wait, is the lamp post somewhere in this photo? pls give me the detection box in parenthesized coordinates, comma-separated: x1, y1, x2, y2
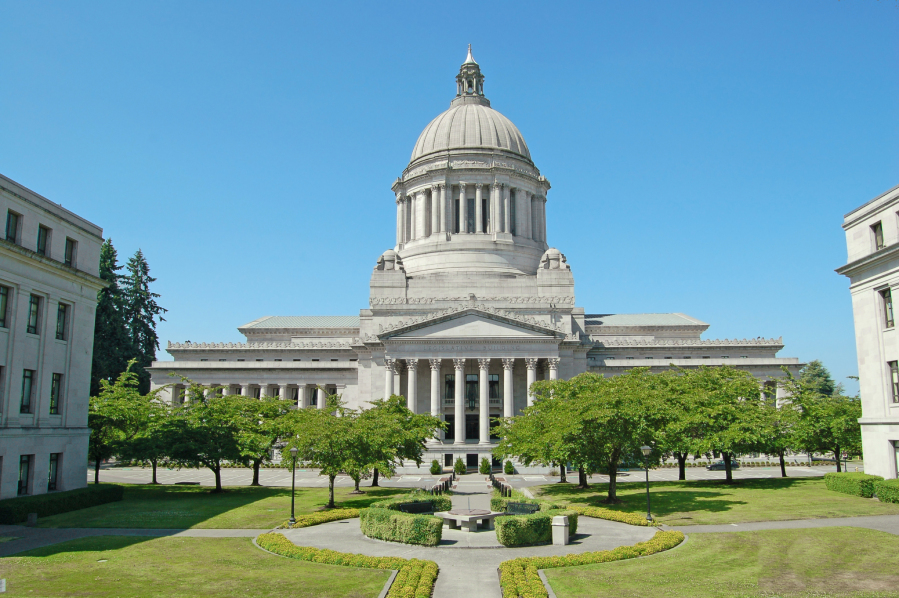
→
(289, 447, 298, 526)
(640, 445, 653, 523)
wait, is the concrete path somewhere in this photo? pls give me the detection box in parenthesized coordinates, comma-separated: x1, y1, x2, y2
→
(665, 514, 899, 536)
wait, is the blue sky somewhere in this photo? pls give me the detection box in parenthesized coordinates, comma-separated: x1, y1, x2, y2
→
(1, 1, 896, 393)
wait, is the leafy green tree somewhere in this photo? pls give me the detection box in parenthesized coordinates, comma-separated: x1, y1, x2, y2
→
(233, 394, 290, 486)
(162, 381, 244, 492)
(654, 371, 703, 481)
(454, 457, 466, 476)
(90, 239, 131, 396)
(123, 249, 166, 394)
(755, 389, 800, 478)
(799, 360, 837, 397)
(479, 457, 491, 475)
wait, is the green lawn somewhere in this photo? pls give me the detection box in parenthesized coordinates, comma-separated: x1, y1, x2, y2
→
(0, 536, 388, 597)
(37, 484, 406, 529)
(544, 527, 899, 598)
(533, 477, 899, 525)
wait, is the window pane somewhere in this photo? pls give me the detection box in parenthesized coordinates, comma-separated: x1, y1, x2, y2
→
(48, 454, 59, 491)
(21, 370, 34, 413)
(18, 455, 30, 495)
(6, 211, 18, 242)
(64, 238, 76, 267)
(50, 373, 63, 414)
(27, 295, 40, 334)
(0, 286, 8, 328)
(891, 362, 899, 403)
(56, 303, 67, 340)
(37, 226, 48, 255)
(444, 374, 455, 400)
(884, 290, 894, 328)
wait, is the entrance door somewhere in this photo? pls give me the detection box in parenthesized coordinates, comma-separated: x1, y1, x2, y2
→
(466, 454, 478, 468)
(465, 414, 479, 441)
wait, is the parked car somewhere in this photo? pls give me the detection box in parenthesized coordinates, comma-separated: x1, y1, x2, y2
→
(706, 460, 740, 471)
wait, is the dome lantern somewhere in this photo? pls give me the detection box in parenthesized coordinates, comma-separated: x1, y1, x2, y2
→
(454, 45, 488, 107)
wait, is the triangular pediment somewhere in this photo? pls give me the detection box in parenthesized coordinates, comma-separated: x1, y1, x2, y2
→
(377, 306, 565, 340)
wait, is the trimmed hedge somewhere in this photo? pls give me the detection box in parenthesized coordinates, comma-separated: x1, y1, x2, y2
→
(491, 496, 562, 512)
(495, 509, 578, 547)
(360, 507, 443, 546)
(0, 484, 124, 524)
(277, 508, 360, 529)
(256, 532, 437, 598)
(566, 504, 651, 527)
(498, 530, 685, 598)
(371, 492, 452, 513)
(874, 479, 899, 504)
(823, 472, 883, 498)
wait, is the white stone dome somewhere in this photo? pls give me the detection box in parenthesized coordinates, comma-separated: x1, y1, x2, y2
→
(410, 102, 531, 163)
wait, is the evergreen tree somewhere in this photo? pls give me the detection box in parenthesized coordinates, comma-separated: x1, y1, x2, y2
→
(123, 249, 166, 394)
(90, 239, 131, 396)
(799, 360, 837, 397)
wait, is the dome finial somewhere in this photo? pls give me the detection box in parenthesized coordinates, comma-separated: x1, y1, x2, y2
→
(463, 44, 477, 66)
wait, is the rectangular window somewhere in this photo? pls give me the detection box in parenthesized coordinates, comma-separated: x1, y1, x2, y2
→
(890, 361, 899, 403)
(481, 197, 490, 232)
(444, 414, 455, 441)
(5, 210, 20, 243)
(0, 285, 8, 328)
(453, 198, 460, 233)
(64, 237, 77, 267)
(50, 373, 63, 414)
(465, 374, 478, 407)
(872, 222, 885, 250)
(465, 413, 479, 441)
(21, 369, 35, 413)
(27, 294, 41, 334)
(466, 197, 475, 233)
(48, 453, 60, 491)
(18, 455, 31, 496)
(488, 374, 500, 399)
(883, 288, 895, 328)
(444, 374, 455, 400)
(56, 303, 68, 340)
(510, 193, 517, 235)
(37, 225, 50, 256)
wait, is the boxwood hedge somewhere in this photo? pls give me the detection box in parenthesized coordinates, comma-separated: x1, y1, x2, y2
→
(0, 484, 124, 524)
(256, 532, 437, 598)
(823, 472, 883, 498)
(494, 509, 578, 547)
(874, 479, 899, 504)
(360, 507, 444, 546)
(370, 492, 452, 512)
(276, 508, 360, 529)
(490, 496, 562, 512)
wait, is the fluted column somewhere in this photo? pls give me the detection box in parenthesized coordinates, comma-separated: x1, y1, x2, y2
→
(410, 193, 417, 240)
(430, 186, 439, 236)
(490, 183, 500, 233)
(221, 384, 230, 396)
(439, 184, 447, 233)
(317, 387, 326, 410)
(548, 358, 560, 380)
(279, 384, 289, 402)
(241, 383, 250, 397)
(429, 359, 441, 442)
(475, 184, 483, 233)
(384, 358, 395, 399)
(540, 196, 547, 242)
(459, 183, 467, 233)
(453, 358, 465, 444)
(406, 359, 418, 413)
(530, 194, 539, 242)
(259, 384, 268, 398)
(525, 358, 538, 407)
(503, 186, 511, 234)
(420, 191, 430, 238)
(478, 358, 491, 445)
(396, 194, 403, 245)
(502, 358, 515, 418)
(521, 190, 531, 239)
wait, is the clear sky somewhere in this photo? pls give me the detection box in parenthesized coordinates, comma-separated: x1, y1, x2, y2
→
(2, 1, 896, 393)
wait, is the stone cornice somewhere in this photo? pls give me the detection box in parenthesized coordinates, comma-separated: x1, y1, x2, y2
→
(374, 304, 566, 341)
(0, 177, 104, 240)
(238, 327, 359, 336)
(836, 243, 899, 278)
(595, 337, 783, 348)
(371, 296, 574, 306)
(168, 340, 355, 350)
(0, 238, 107, 290)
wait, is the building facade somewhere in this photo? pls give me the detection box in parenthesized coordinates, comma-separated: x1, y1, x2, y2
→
(150, 49, 801, 472)
(0, 174, 105, 498)
(837, 184, 899, 479)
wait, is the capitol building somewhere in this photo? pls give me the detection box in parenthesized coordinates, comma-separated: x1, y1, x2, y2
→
(150, 48, 801, 471)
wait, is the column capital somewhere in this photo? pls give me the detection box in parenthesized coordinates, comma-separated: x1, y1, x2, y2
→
(406, 358, 419, 370)
(459, 182, 467, 190)
(493, 182, 502, 190)
(478, 358, 491, 369)
(502, 358, 515, 370)
(525, 358, 539, 370)
(395, 193, 403, 204)
(438, 182, 446, 190)
(431, 184, 439, 193)
(453, 357, 466, 370)
(548, 358, 560, 370)
(429, 358, 441, 371)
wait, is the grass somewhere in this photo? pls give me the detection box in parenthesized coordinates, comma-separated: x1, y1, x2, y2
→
(533, 477, 899, 525)
(544, 527, 899, 598)
(36, 484, 406, 529)
(0, 536, 388, 597)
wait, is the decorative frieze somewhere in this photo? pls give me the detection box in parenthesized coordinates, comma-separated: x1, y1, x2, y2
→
(595, 337, 784, 347)
(168, 341, 353, 350)
(376, 303, 565, 336)
(370, 295, 575, 306)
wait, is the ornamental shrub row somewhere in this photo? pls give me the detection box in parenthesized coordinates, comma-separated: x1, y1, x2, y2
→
(823, 472, 883, 498)
(256, 532, 437, 598)
(0, 484, 124, 524)
(565, 504, 651, 527)
(276, 508, 360, 529)
(360, 507, 444, 546)
(494, 510, 578, 547)
(490, 496, 562, 512)
(371, 491, 452, 513)
(874, 479, 899, 504)
(498, 530, 685, 598)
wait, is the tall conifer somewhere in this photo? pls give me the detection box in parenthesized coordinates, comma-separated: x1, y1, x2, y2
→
(123, 249, 167, 393)
(90, 239, 131, 396)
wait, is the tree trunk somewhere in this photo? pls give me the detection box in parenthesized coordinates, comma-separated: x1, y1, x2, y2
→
(353, 476, 364, 493)
(251, 459, 262, 486)
(778, 451, 787, 478)
(151, 459, 159, 484)
(213, 466, 222, 492)
(723, 452, 733, 483)
(676, 452, 687, 481)
(94, 458, 101, 484)
(834, 447, 842, 472)
(371, 468, 380, 487)
(606, 465, 619, 503)
(560, 464, 567, 483)
(577, 466, 588, 489)
(328, 474, 336, 508)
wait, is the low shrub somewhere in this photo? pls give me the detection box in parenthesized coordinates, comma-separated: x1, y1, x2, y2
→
(0, 484, 124, 524)
(494, 509, 578, 547)
(360, 507, 443, 546)
(504, 460, 515, 475)
(256, 532, 437, 598)
(479, 457, 492, 475)
(565, 504, 651, 527)
(490, 496, 562, 512)
(498, 530, 685, 598)
(429, 459, 442, 475)
(371, 490, 452, 513)
(277, 508, 359, 529)
(454, 457, 466, 476)
(874, 479, 899, 504)
(824, 472, 883, 498)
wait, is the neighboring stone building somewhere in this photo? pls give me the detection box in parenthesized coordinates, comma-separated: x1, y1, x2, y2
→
(837, 183, 899, 479)
(0, 173, 105, 498)
(150, 48, 801, 472)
